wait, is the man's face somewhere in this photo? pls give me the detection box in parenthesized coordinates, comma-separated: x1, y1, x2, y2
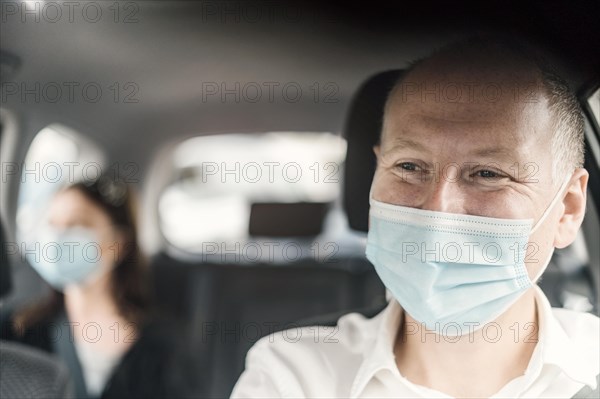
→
(371, 67, 563, 278)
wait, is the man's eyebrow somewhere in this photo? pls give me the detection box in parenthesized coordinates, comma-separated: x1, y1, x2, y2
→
(469, 146, 517, 159)
(388, 133, 521, 157)
(388, 137, 430, 152)
(388, 138, 520, 160)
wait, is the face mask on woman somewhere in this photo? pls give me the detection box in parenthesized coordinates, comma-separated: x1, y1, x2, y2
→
(27, 225, 105, 290)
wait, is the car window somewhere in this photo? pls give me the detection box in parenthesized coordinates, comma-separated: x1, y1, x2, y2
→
(16, 124, 104, 241)
(158, 132, 346, 254)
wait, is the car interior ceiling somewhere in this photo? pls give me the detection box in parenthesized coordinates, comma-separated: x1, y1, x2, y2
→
(1, 1, 600, 398)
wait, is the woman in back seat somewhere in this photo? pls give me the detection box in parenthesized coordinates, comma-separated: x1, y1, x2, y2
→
(1, 175, 196, 399)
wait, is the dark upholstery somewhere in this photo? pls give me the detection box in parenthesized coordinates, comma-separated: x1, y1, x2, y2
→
(0, 341, 73, 399)
(0, 219, 73, 399)
(0, 220, 12, 298)
(343, 70, 403, 232)
(149, 254, 386, 398)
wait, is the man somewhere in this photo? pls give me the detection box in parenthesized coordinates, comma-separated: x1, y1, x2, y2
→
(231, 37, 600, 398)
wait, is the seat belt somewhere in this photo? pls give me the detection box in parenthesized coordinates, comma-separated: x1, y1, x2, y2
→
(571, 375, 600, 398)
(52, 313, 90, 399)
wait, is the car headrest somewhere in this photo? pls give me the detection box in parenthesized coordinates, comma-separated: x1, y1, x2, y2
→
(0, 219, 12, 298)
(343, 70, 403, 232)
(248, 202, 329, 237)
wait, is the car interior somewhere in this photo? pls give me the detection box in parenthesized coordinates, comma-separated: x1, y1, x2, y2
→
(1, 1, 599, 398)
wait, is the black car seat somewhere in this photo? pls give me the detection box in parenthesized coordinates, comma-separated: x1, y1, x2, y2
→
(0, 219, 73, 399)
(150, 201, 385, 397)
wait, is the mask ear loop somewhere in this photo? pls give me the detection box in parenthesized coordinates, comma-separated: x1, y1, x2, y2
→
(530, 174, 573, 235)
(530, 173, 573, 282)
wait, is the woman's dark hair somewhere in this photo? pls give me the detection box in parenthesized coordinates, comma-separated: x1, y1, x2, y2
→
(13, 175, 150, 333)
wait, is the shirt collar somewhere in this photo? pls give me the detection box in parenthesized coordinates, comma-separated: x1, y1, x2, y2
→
(349, 299, 402, 398)
(350, 287, 598, 398)
(533, 285, 599, 388)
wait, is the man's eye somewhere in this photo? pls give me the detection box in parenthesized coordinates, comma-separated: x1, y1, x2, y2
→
(397, 162, 419, 171)
(476, 170, 501, 179)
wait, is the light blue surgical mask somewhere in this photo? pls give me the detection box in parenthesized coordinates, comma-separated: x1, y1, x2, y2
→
(366, 178, 570, 336)
(26, 226, 103, 290)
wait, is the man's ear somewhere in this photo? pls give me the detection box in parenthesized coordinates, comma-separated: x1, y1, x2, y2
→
(554, 168, 589, 248)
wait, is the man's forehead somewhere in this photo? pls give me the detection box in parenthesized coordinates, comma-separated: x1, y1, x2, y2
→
(386, 97, 546, 132)
(383, 70, 551, 142)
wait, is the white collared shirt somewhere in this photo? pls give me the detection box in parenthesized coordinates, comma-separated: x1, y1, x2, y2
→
(231, 286, 599, 398)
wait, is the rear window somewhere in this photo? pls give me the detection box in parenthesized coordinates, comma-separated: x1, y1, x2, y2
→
(16, 124, 105, 241)
(158, 132, 347, 254)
